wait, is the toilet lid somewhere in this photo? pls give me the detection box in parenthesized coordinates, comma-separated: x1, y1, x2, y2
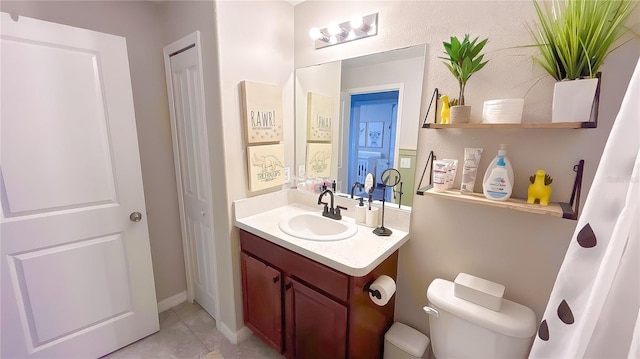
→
(427, 278, 536, 338)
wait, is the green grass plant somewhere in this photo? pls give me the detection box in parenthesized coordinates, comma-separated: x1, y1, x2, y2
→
(440, 34, 489, 105)
(530, 0, 637, 81)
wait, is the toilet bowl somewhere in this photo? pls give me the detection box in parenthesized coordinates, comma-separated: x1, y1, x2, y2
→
(424, 278, 537, 358)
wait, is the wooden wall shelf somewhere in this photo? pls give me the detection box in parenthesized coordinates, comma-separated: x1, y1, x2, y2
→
(422, 122, 596, 129)
(418, 186, 576, 219)
(416, 160, 584, 221)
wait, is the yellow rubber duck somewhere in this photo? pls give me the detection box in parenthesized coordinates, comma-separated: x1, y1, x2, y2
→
(440, 95, 450, 124)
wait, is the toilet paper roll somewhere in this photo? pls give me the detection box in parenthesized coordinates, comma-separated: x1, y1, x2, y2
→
(365, 207, 379, 228)
(368, 275, 396, 306)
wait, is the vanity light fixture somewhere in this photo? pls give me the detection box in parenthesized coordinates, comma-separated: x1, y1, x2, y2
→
(309, 13, 378, 49)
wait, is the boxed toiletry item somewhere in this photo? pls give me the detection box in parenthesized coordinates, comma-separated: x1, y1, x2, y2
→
(454, 273, 505, 311)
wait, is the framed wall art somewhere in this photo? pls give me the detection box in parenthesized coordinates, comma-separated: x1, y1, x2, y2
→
(367, 121, 383, 148)
(241, 81, 283, 144)
(247, 143, 285, 191)
(306, 142, 332, 178)
(307, 92, 333, 142)
(358, 122, 367, 147)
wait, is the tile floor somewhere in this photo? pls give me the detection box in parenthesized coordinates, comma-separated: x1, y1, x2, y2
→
(103, 301, 283, 359)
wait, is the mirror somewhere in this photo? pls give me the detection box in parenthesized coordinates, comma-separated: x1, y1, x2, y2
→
(373, 168, 402, 236)
(294, 44, 427, 210)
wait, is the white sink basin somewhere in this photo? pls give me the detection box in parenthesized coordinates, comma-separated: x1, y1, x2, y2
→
(278, 212, 358, 241)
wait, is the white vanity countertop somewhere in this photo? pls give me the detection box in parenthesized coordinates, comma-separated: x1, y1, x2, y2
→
(235, 202, 409, 277)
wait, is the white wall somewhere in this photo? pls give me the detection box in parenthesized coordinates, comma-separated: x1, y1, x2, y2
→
(295, 0, 640, 337)
(160, 0, 233, 326)
(0, 1, 188, 303)
(214, 0, 294, 332)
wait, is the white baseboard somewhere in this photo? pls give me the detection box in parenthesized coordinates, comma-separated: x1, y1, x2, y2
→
(217, 321, 253, 344)
(157, 290, 187, 313)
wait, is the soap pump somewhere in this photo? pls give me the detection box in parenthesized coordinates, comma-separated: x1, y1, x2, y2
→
(483, 155, 513, 201)
(355, 197, 366, 224)
(483, 144, 514, 185)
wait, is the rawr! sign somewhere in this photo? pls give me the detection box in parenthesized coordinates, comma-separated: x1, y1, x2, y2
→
(241, 81, 283, 144)
(307, 92, 333, 142)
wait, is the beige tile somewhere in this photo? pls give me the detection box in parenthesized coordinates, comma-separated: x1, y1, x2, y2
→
(172, 300, 203, 320)
(218, 335, 283, 359)
(159, 308, 181, 329)
(103, 300, 281, 359)
(182, 309, 227, 351)
(104, 320, 208, 359)
(200, 349, 224, 359)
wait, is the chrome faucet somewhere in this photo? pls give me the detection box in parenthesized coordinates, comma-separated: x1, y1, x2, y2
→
(318, 189, 346, 220)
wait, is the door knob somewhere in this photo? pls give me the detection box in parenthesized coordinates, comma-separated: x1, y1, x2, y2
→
(129, 212, 143, 222)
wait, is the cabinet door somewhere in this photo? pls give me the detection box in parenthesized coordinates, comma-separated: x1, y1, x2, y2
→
(285, 277, 347, 359)
(241, 253, 283, 352)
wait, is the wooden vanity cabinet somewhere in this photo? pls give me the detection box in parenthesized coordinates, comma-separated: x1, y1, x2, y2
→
(240, 229, 398, 359)
(285, 277, 347, 359)
(241, 253, 283, 352)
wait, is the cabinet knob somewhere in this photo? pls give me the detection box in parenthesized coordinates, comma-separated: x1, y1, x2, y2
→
(273, 275, 279, 283)
(285, 282, 292, 291)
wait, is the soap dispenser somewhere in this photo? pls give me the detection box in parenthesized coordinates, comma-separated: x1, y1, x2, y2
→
(483, 155, 512, 201)
(363, 173, 379, 227)
(483, 144, 514, 185)
(355, 197, 366, 224)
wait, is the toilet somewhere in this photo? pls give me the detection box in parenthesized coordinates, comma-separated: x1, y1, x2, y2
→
(424, 278, 537, 358)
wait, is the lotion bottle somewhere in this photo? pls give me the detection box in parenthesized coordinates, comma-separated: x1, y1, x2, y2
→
(483, 155, 512, 201)
(483, 144, 514, 186)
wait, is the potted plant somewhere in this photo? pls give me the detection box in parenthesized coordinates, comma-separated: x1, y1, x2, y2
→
(529, 0, 637, 123)
(440, 34, 489, 123)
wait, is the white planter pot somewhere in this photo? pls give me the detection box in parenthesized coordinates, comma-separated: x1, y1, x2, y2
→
(450, 105, 471, 124)
(552, 78, 599, 123)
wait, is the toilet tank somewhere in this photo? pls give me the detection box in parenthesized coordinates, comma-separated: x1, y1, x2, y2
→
(426, 279, 536, 359)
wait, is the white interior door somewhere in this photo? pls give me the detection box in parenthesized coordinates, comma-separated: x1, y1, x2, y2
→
(1, 13, 158, 358)
(163, 32, 218, 319)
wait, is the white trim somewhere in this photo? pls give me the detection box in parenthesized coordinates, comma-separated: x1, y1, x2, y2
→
(216, 322, 253, 345)
(157, 291, 187, 313)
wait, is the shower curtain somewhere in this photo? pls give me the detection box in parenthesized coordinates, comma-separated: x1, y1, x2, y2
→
(529, 58, 640, 358)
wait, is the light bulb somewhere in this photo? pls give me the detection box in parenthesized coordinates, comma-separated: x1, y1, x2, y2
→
(329, 35, 338, 44)
(328, 22, 342, 36)
(347, 30, 356, 40)
(350, 16, 364, 29)
(309, 27, 322, 40)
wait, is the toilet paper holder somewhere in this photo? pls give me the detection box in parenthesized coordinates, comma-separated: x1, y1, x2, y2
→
(365, 282, 382, 300)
